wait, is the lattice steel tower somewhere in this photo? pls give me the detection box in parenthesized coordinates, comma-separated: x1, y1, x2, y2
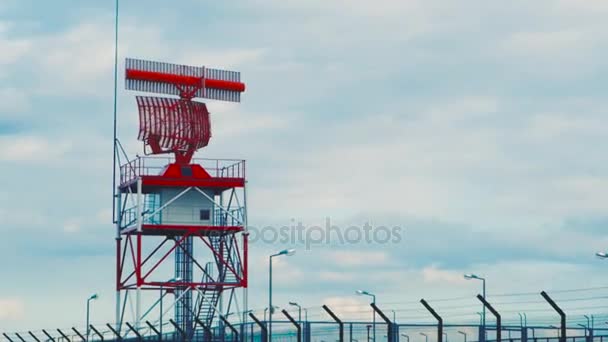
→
(115, 58, 248, 338)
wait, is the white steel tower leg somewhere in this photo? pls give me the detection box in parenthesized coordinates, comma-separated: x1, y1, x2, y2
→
(218, 191, 224, 335)
(136, 177, 143, 330)
(116, 191, 122, 331)
(243, 181, 249, 329)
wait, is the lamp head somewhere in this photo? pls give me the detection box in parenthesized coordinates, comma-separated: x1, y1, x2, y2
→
(275, 249, 296, 256)
(596, 252, 608, 258)
(89, 293, 98, 300)
(463, 274, 478, 280)
(289, 302, 299, 307)
(356, 290, 370, 296)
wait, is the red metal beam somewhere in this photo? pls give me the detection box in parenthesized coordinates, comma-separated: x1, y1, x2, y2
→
(126, 69, 246, 92)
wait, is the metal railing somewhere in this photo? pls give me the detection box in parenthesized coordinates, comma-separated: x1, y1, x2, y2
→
(2, 322, 595, 342)
(120, 156, 246, 185)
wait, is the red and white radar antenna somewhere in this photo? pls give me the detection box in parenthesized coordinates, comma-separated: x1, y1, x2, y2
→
(125, 58, 246, 164)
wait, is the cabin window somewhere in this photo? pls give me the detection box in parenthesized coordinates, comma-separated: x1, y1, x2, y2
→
(199, 209, 211, 221)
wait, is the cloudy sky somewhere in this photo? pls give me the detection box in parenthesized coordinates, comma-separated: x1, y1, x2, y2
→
(1, 0, 608, 334)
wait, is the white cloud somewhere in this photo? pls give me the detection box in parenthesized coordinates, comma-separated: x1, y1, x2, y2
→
(210, 102, 291, 139)
(0, 298, 25, 320)
(0, 135, 71, 162)
(0, 87, 30, 114)
(62, 219, 81, 233)
(0, 22, 31, 67)
(323, 251, 389, 267)
(422, 266, 467, 285)
(318, 271, 356, 282)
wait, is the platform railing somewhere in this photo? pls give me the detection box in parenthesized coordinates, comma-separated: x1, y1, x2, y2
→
(119, 156, 246, 185)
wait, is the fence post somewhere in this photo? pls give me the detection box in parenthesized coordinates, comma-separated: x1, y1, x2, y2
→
(195, 318, 214, 342)
(249, 312, 268, 342)
(70, 328, 85, 341)
(221, 316, 239, 342)
(323, 305, 344, 342)
(282, 309, 302, 342)
(90, 325, 105, 341)
(42, 330, 55, 342)
(56, 330, 71, 341)
(372, 303, 396, 342)
(541, 291, 566, 342)
(125, 322, 142, 341)
(27, 332, 41, 342)
(106, 323, 123, 341)
(169, 319, 186, 341)
(420, 299, 443, 342)
(146, 321, 161, 340)
(477, 295, 501, 342)
(304, 321, 311, 342)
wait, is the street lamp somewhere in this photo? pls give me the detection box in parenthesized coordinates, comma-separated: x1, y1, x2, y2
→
(584, 315, 594, 330)
(356, 290, 376, 342)
(289, 302, 302, 323)
(464, 274, 486, 332)
(159, 277, 180, 337)
(458, 331, 467, 342)
(269, 249, 295, 341)
(86, 293, 98, 341)
(577, 324, 588, 337)
(420, 332, 428, 342)
(401, 334, 410, 342)
(264, 306, 279, 321)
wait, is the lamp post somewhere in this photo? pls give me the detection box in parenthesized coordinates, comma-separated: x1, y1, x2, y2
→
(584, 315, 594, 331)
(392, 310, 396, 323)
(159, 277, 180, 337)
(578, 324, 588, 337)
(443, 332, 448, 342)
(420, 332, 428, 342)
(265, 306, 279, 321)
(458, 331, 467, 342)
(357, 290, 376, 342)
(269, 249, 295, 341)
(86, 293, 98, 341)
(464, 274, 486, 332)
(289, 301, 302, 323)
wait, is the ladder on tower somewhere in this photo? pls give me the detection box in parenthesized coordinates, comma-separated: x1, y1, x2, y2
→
(194, 234, 240, 328)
